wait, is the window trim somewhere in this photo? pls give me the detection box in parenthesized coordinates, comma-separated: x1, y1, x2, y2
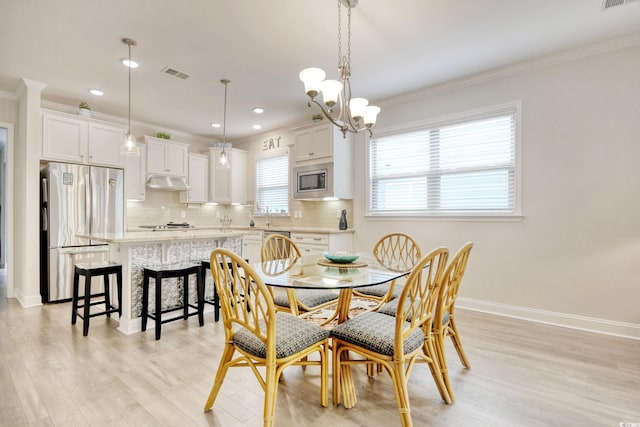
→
(365, 101, 522, 219)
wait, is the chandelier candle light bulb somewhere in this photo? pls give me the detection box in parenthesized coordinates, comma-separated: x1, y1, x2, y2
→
(299, 0, 380, 137)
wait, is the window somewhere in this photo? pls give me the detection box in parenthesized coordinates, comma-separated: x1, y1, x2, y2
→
(255, 153, 289, 215)
(368, 105, 519, 216)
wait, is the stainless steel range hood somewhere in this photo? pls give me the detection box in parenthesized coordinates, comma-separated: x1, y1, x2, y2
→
(145, 175, 190, 191)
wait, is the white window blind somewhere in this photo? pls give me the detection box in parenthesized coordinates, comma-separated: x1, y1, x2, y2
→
(255, 154, 289, 215)
(369, 109, 517, 216)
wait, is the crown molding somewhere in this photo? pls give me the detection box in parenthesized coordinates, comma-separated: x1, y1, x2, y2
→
(382, 32, 640, 108)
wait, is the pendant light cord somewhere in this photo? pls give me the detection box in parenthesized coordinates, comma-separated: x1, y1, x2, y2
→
(128, 42, 132, 134)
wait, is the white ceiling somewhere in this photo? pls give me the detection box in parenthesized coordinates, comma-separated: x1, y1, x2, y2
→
(1, 0, 640, 140)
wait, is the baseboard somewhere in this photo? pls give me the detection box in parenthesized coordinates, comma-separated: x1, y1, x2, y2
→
(457, 297, 640, 341)
(15, 290, 43, 308)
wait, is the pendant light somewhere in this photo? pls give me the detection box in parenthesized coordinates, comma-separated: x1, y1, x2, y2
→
(120, 38, 140, 157)
(216, 79, 231, 170)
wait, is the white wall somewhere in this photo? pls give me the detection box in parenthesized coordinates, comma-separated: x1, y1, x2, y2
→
(351, 40, 640, 333)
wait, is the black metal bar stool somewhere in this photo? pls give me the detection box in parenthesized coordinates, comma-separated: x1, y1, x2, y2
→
(201, 258, 249, 322)
(141, 262, 204, 340)
(72, 262, 123, 336)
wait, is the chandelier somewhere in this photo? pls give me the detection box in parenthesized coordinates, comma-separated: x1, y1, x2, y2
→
(299, 0, 380, 138)
(120, 37, 140, 157)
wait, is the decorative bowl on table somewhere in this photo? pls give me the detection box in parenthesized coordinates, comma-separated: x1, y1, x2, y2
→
(322, 251, 360, 264)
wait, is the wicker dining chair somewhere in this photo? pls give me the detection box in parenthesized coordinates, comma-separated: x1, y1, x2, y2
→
(261, 233, 338, 316)
(203, 248, 330, 427)
(354, 232, 422, 303)
(433, 241, 474, 399)
(331, 247, 451, 427)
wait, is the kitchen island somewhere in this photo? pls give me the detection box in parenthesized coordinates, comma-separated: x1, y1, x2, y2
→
(83, 230, 245, 334)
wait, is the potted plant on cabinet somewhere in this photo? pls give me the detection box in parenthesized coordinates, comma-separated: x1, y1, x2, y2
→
(79, 102, 91, 118)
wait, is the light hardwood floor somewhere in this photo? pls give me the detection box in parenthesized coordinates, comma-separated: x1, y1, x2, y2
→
(1, 271, 638, 426)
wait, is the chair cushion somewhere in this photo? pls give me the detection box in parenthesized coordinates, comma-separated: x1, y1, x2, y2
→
(378, 299, 451, 326)
(234, 312, 329, 359)
(330, 312, 424, 356)
(357, 283, 401, 299)
(273, 289, 338, 310)
(376, 298, 400, 317)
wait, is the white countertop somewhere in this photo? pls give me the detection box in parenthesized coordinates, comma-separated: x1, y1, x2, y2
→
(127, 226, 355, 234)
(80, 230, 246, 244)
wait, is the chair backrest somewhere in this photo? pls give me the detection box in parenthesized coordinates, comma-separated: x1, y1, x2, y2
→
(209, 248, 277, 359)
(261, 233, 302, 262)
(436, 242, 474, 326)
(373, 232, 422, 272)
(394, 246, 449, 354)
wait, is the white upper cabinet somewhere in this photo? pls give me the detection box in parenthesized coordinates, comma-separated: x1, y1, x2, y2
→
(209, 147, 247, 205)
(230, 148, 247, 205)
(145, 136, 188, 177)
(180, 153, 208, 204)
(124, 142, 146, 201)
(42, 110, 125, 167)
(209, 148, 231, 204)
(293, 123, 333, 162)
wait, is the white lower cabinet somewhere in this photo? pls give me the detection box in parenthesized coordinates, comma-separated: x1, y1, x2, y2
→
(242, 230, 263, 263)
(291, 232, 353, 256)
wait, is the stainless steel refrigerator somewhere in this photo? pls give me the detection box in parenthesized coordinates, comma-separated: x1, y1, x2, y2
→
(40, 162, 124, 302)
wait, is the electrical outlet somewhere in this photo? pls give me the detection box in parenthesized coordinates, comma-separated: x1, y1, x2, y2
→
(180, 210, 186, 219)
(337, 209, 341, 219)
(298, 210, 303, 218)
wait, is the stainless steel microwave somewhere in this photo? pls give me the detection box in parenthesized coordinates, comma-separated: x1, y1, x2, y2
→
(293, 162, 334, 199)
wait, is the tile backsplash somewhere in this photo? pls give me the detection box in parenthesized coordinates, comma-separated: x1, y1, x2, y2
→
(126, 189, 353, 230)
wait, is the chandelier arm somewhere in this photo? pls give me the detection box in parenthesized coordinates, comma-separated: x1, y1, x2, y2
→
(306, 99, 348, 137)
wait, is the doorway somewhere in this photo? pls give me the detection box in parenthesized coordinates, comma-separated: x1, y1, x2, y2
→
(0, 122, 13, 299)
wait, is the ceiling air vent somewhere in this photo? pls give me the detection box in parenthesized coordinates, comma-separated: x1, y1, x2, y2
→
(162, 66, 190, 80)
(602, 0, 639, 9)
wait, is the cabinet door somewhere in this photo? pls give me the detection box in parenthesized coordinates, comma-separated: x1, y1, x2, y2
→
(295, 124, 333, 162)
(42, 113, 88, 163)
(242, 238, 263, 264)
(209, 149, 231, 203)
(181, 154, 208, 203)
(165, 143, 188, 176)
(124, 143, 146, 201)
(146, 139, 167, 174)
(88, 122, 125, 167)
(230, 149, 247, 205)
(291, 233, 329, 256)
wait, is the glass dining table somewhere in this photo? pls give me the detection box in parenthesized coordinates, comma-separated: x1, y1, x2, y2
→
(253, 256, 409, 323)
(252, 255, 412, 408)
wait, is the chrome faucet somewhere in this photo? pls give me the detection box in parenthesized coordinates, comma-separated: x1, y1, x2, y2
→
(265, 210, 271, 229)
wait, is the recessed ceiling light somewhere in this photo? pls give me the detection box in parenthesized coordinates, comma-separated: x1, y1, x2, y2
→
(89, 89, 104, 96)
(210, 123, 221, 128)
(252, 107, 264, 114)
(253, 124, 262, 130)
(121, 58, 139, 68)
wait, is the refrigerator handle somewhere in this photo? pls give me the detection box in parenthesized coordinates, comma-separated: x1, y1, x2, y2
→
(42, 207, 48, 231)
(41, 177, 48, 203)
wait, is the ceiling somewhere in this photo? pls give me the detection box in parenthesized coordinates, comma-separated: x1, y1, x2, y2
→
(1, 0, 640, 141)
